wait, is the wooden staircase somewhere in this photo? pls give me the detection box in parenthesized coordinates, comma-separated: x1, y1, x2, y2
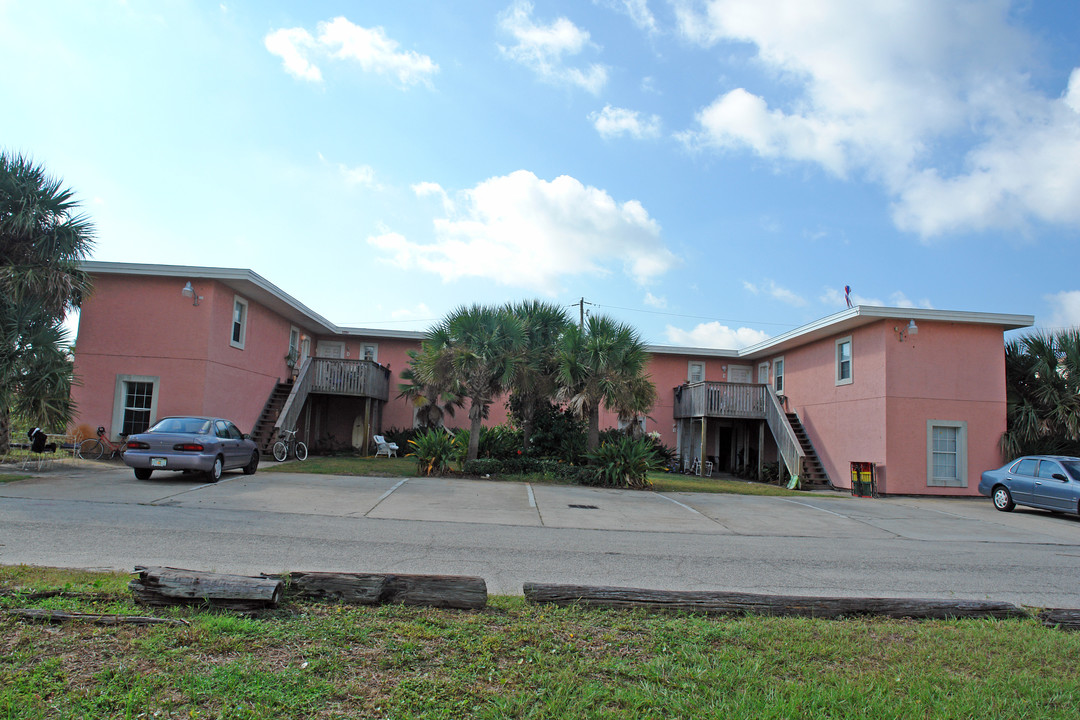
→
(786, 412, 830, 487)
(251, 382, 292, 455)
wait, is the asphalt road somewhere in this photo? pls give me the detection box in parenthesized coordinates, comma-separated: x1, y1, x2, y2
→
(1, 461, 1078, 607)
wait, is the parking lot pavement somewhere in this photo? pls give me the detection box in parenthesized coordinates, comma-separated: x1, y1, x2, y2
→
(2, 464, 1078, 544)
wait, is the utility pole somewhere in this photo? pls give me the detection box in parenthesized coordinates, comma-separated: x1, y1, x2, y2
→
(576, 297, 593, 329)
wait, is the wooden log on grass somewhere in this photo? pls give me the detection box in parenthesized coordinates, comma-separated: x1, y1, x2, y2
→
(522, 583, 1028, 621)
(129, 566, 283, 611)
(7, 608, 189, 626)
(274, 571, 487, 610)
(1038, 608, 1080, 630)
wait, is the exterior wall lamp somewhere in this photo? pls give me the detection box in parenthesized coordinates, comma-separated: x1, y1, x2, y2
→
(181, 281, 202, 306)
(895, 319, 918, 342)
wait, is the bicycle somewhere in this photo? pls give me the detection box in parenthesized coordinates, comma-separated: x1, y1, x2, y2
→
(272, 428, 308, 462)
(77, 426, 129, 461)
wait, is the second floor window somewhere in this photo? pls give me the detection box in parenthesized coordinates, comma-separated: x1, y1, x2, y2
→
(836, 337, 852, 385)
(688, 361, 704, 383)
(231, 297, 248, 349)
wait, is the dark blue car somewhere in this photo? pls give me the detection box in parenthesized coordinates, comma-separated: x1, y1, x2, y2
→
(978, 455, 1080, 514)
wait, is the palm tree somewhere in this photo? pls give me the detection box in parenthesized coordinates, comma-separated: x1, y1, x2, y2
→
(415, 305, 526, 462)
(555, 314, 657, 453)
(506, 300, 571, 451)
(1001, 328, 1080, 459)
(0, 152, 94, 452)
(397, 348, 464, 429)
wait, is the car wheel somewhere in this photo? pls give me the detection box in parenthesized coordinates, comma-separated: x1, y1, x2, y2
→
(992, 486, 1015, 512)
(134, 468, 152, 480)
(207, 456, 223, 482)
(242, 451, 259, 475)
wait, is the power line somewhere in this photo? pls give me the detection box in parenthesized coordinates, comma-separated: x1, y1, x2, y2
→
(589, 302, 798, 329)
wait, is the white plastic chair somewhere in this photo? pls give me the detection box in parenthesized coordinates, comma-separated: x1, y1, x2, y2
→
(373, 435, 399, 458)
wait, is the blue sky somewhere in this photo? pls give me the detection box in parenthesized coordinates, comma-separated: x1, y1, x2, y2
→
(3, 0, 1079, 346)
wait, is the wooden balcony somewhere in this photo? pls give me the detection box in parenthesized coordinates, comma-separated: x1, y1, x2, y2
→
(673, 382, 767, 419)
(309, 358, 390, 401)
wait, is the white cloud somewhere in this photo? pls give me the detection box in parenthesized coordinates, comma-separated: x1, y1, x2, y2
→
(644, 292, 667, 308)
(368, 170, 677, 293)
(412, 181, 454, 213)
(1045, 291, 1080, 329)
(340, 163, 381, 189)
(265, 17, 438, 87)
(664, 322, 770, 349)
(598, 0, 658, 34)
(498, 1, 608, 94)
(743, 279, 805, 306)
(265, 27, 322, 82)
(590, 105, 662, 139)
(674, 0, 1080, 238)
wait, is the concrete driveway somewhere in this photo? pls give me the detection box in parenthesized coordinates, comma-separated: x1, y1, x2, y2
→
(2, 460, 1079, 604)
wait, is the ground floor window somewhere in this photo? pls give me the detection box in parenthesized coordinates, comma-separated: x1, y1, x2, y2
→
(113, 375, 159, 438)
(926, 420, 967, 487)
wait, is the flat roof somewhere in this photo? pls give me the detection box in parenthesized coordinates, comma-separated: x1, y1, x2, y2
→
(83, 262, 1034, 353)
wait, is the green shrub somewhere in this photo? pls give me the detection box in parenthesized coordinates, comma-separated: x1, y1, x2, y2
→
(407, 428, 458, 476)
(586, 435, 663, 489)
(383, 426, 419, 451)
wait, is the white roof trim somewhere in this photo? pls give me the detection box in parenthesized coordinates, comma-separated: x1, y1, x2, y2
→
(82, 263, 1034, 351)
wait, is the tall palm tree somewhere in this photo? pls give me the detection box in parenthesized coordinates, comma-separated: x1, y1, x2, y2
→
(397, 348, 464, 429)
(555, 314, 657, 452)
(415, 305, 526, 462)
(506, 300, 571, 451)
(1001, 328, 1080, 458)
(0, 152, 94, 452)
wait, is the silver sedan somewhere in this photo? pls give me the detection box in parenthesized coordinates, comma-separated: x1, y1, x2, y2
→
(122, 416, 260, 481)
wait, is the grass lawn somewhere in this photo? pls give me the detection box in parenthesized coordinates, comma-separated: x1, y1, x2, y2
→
(0, 473, 31, 484)
(275, 455, 809, 497)
(2, 566, 1078, 719)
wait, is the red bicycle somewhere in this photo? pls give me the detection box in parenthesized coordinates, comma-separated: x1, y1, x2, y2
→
(77, 426, 129, 461)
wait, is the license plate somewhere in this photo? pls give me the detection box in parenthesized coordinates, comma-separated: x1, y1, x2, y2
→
(151, 457, 167, 467)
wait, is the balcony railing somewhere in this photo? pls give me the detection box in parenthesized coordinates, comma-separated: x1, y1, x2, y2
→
(310, 358, 390, 400)
(275, 358, 390, 436)
(673, 381, 767, 419)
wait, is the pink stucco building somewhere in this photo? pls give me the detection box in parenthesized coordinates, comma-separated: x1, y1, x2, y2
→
(72, 262, 1032, 496)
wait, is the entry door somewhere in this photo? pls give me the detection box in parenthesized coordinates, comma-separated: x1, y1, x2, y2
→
(728, 365, 752, 383)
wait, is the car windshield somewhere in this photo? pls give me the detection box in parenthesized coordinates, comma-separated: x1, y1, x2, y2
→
(1060, 460, 1080, 480)
(149, 418, 212, 435)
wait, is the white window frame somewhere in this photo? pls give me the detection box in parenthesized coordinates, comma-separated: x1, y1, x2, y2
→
(835, 336, 853, 386)
(289, 327, 300, 356)
(362, 343, 379, 363)
(688, 361, 704, 383)
(926, 420, 968, 488)
(758, 361, 770, 385)
(112, 374, 160, 440)
(773, 356, 785, 394)
(230, 296, 248, 349)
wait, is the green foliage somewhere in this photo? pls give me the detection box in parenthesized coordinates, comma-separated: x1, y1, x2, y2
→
(508, 399, 587, 460)
(0, 152, 95, 452)
(556, 314, 657, 452)
(7, 567, 1077, 720)
(407, 428, 458, 476)
(586, 435, 664, 489)
(1002, 329, 1080, 459)
(383, 426, 419, 451)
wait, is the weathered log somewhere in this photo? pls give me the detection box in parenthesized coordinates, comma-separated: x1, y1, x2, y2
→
(1038, 608, 1080, 630)
(129, 566, 283, 611)
(522, 583, 1028, 621)
(7, 608, 189, 626)
(274, 571, 487, 610)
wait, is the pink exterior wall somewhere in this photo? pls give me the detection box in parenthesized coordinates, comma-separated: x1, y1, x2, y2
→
(73, 276, 309, 438)
(882, 321, 1007, 495)
(779, 324, 888, 491)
